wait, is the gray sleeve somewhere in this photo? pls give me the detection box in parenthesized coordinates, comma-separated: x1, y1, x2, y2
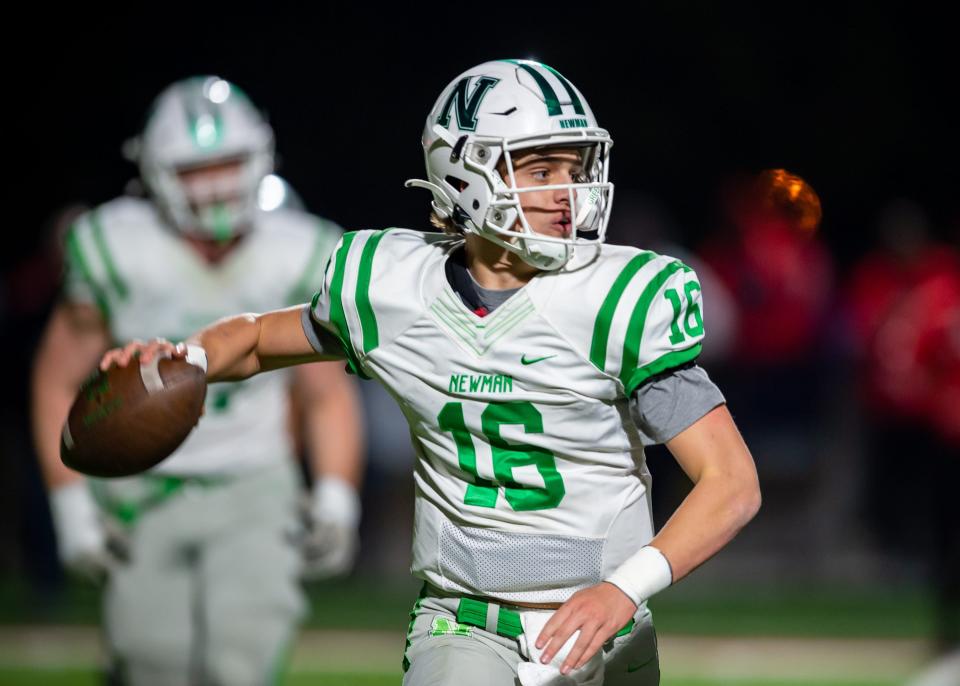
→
(630, 365, 726, 446)
(300, 305, 347, 358)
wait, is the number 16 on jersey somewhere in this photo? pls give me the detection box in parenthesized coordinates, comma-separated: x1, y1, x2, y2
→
(438, 400, 566, 512)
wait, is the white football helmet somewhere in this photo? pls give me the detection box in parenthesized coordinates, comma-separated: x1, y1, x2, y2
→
(134, 76, 274, 239)
(406, 60, 614, 270)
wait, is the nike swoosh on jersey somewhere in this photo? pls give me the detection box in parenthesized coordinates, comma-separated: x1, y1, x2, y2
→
(520, 354, 557, 365)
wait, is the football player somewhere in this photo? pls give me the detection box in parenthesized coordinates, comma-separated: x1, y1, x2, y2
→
(103, 61, 760, 686)
(33, 76, 364, 685)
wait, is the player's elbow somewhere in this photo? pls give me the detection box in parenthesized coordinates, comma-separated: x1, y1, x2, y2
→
(735, 477, 761, 528)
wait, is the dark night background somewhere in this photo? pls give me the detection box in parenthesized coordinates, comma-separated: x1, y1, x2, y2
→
(8, 4, 956, 269)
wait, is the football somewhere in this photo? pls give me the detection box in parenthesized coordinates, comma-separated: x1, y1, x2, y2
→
(60, 355, 207, 477)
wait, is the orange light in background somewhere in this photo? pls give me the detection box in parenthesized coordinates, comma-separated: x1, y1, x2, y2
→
(755, 168, 823, 236)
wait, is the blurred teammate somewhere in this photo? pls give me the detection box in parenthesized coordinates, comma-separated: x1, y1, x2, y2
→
(102, 61, 760, 685)
(32, 76, 363, 685)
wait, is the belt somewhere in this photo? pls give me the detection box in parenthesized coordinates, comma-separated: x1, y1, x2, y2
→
(455, 597, 635, 640)
(91, 474, 231, 526)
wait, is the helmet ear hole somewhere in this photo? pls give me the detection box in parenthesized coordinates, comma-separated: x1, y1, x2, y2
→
(444, 176, 469, 192)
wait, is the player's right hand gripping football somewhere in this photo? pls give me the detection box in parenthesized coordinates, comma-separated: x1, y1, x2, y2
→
(49, 481, 129, 583)
(99, 338, 184, 370)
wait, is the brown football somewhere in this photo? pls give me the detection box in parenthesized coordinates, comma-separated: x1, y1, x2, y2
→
(60, 356, 207, 477)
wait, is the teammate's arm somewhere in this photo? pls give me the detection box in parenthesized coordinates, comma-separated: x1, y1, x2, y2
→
(33, 301, 122, 579)
(33, 302, 111, 489)
(291, 361, 365, 578)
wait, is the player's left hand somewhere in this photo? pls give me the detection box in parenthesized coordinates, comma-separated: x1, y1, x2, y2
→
(535, 581, 638, 674)
(299, 477, 361, 580)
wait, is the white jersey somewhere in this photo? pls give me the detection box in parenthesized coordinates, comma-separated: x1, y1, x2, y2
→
(64, 197, 341, 476)
(309, 229, 705, 603)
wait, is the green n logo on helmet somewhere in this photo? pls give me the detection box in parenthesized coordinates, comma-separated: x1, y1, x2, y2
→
(436, 76, 500, 131)
(501, 60, 586, 118)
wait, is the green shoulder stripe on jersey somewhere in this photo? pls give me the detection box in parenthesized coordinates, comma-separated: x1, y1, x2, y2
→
(327, 232, 367, 377)
(89, 211, 129, 300)
(286, 220, 338, 305)
(620, 260, 688, 387)
(355, 230, 390, 354)
(64, 227, 111, 320)
(590, 251, 657, 372)
(625, 343, 703, 396)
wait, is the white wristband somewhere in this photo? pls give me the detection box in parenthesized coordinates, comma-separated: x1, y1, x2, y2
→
(311, 477, 361, 528)
(604, 545, 673, 606)
(183, 344, 208, 373)
(50, 481, 104, 562)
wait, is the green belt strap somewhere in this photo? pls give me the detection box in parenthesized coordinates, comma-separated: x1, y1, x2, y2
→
(456, 598, 490, 629)
(615, 618, 636, 637)
(92, 474, 229, 526)
(455, 598, 633, 641)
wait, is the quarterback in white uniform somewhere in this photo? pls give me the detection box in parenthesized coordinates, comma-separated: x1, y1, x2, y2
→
(104, 62, 761, 685)
(33, 77, 363, 685)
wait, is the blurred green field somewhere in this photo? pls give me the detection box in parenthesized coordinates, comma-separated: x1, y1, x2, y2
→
(0, 576, 938, 685)
(0, 575, 937, 638)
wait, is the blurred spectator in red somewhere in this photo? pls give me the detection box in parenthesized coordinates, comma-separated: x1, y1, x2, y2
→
(845, 199, 959, 653)
(698, 171, 835, 491)
(848, 200, 960, 441)
(701, 169, 833, 367)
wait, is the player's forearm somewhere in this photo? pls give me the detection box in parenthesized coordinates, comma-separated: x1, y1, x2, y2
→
(32, 305, 109, 489)
(31, 373, 86, 490)
(650, 468, 760, 582)
(645, 404, 761, 582)
(302, 373, 365, 488)
(189, 306, 324, 382)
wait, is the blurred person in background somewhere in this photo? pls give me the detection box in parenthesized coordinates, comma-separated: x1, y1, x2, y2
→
(31, 76, 364, 686)
(700, 170, 834, 488)
(845, 199, 959, 657)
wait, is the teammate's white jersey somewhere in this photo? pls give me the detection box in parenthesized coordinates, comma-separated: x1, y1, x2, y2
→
(64, 196, 341, 476)
(309, 229, 704, 603)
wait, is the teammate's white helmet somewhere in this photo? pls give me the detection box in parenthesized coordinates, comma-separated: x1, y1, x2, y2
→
(136, 76, 274, 239)
(406, 60, 614, 270)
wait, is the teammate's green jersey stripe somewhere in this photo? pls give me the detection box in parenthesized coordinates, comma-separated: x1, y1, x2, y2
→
(89, 212, 128, 299)
(328, 232, 364, 374)
(540, 64, 586, 115)
(355, 230, 389, 353)
(625, 343, 703, 395)
(504, 60, 562, 116)
(65, 228, 111, 320)
(620, 260, 687, 387)
(590, 252, 657, 371)
(286, 221, 337, 305)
